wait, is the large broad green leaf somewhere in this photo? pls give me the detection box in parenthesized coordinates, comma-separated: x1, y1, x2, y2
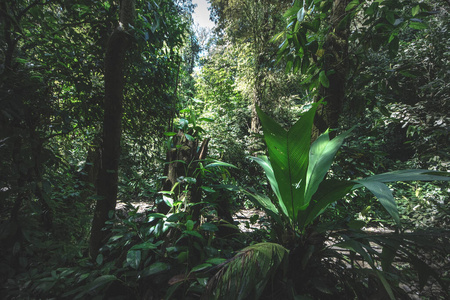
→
(130, 241, 161, 250)
(242, 190, 283, 225)
(250, 156, 288, 217)
(354, 170, 450, 225)
(256, 107, 288, 202)
(257, 104, 318, 221)
(304, 127, 354, 206)
(356, 180, 400, 226)
(299, 179, 355, 230)
(358, 169, 450, 183)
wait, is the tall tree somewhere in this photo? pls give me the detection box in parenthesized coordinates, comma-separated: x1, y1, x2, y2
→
(313, 0, 350, 140)
(277, 0, 436, 140)
(89, 0, 136, 258)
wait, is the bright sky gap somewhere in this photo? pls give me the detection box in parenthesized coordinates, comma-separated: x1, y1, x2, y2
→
(192, 0, 214, 29)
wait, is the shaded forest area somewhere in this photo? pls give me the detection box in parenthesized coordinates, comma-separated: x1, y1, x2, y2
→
(1, 0, 449, 299)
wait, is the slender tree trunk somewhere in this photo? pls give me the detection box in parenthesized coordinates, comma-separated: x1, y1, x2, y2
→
(249, 37, 266, 155)
(250, 57, 263, 135)
(89, 0, 135, 258)
(312, 0, 351, 141)
(10, 137, 26, 224)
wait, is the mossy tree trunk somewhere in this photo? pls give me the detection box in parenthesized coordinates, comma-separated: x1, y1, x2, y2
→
(312, 0, 351, 142)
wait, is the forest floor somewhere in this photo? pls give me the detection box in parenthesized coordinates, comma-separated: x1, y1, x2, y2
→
(115, 201, 447, 299)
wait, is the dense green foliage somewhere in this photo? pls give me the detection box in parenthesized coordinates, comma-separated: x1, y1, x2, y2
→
(0, 0, 449, 299)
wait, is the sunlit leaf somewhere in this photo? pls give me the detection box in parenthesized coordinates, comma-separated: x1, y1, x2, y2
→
(284, 6, 300, 18)
(297, 7, 305, 22)
(250, 156, 286, 216)
(184, 133, 194, 141)
(412, 5, 420, 17)
(130, 242, 160, 250)
(358, 170, 450, 183)
(164, 132, 177, 136)
(304, 127, 354, 205)
(186, 220, 194, 231)
(409, 21, 427, 29)
(198, 117, 214, 122)
(127, 250, 141, 269)
(205, 160, 237, 169)
(257, 104, 318, 219)
(319, 70, 329, 88)
(162, 195, 174, 207)
(345, 0, 360, 12)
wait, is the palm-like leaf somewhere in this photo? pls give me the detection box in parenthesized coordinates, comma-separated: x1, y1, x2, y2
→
(203, 243, 289, 300)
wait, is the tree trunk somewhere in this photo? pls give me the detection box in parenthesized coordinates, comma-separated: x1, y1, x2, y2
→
(89, 0, 135, 258)
(249, 41, 266, 155)
(312, 0, 351, 141)
(159, 131, 209, 223)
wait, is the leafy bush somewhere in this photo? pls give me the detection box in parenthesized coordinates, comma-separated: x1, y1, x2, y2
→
(211, 103, 450, 299)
